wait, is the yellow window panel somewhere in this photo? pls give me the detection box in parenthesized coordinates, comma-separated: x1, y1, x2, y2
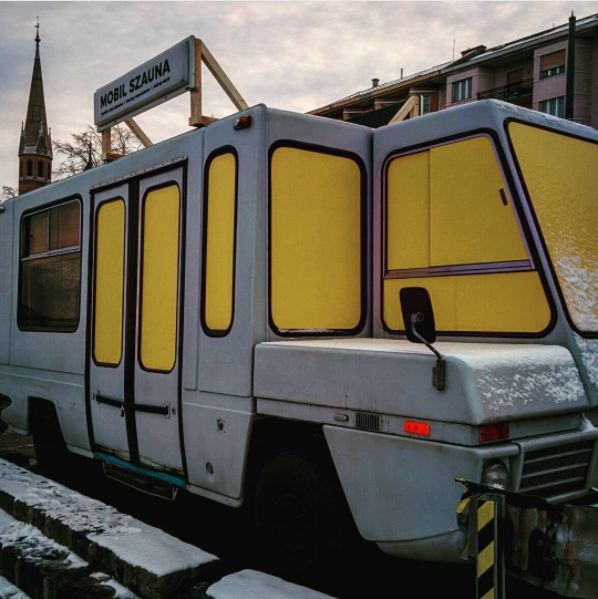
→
(430, 137, 528, 267)
(204, 153, 237, 333)
(271, 147, 362, 331)
(387, 151, 430, 271)
(383, 272, 550, 334)
(140, 185, 180, 371)
(509, 123, 598, 332)
(456, 272, 551, 333)
(94, 199, 125, 365)
(384, 277, 457, 332)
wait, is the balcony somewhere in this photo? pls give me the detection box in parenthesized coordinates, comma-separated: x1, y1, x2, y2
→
(477, 79, 533, 107)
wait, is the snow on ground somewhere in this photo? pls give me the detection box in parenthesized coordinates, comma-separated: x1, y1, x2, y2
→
(574, 334, 598, 389)
(90, 573, 139, 598)
(0, 576, 31, 599)
(451, 345, 585, 412)
(0, 458, 218, 577)
(0, 506, 87, 571)
(206, 570, 335, 599)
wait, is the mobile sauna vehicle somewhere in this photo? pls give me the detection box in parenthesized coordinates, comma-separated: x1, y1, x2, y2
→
(1, 100, 597, 595)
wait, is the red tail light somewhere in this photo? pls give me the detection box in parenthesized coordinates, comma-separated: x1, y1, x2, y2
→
(480, 423, 509, 443)
(404, 421, 430, 436)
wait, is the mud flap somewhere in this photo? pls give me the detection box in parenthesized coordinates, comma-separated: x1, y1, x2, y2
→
(457, 479, 598, 599)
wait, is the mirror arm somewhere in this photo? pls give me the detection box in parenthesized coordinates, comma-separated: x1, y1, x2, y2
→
(410, 314, 446, 392)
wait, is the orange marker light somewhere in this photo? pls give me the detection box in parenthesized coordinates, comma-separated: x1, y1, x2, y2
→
(404, 421, 430, 436)
(233, 115, 252, 130)
(480, 423, 509, 443)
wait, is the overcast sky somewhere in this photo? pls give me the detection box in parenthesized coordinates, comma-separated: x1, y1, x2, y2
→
(1, 1, 597, 190)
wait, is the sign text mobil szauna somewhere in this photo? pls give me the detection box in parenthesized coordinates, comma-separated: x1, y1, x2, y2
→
(94, 37, 195, 130)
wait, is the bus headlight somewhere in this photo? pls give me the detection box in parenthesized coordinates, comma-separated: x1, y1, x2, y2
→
(482, 460, 509, 490)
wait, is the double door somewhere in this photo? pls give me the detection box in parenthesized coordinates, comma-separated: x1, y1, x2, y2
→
(89, 168, 185, 473)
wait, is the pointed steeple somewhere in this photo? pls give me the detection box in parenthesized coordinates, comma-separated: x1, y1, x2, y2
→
(21, 20, 52, 157)
(18, 20, 53, 195)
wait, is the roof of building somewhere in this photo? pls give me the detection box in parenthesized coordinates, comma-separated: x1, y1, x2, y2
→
(310, 12, 598, 115)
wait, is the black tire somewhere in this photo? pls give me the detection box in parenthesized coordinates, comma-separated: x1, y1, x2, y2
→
(254, 448, 352, 581)
(30, 400, 69, 472)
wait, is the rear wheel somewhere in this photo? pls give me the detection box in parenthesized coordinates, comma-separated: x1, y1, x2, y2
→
(254, 449, 352, 581)
(30, 400, 69, 472)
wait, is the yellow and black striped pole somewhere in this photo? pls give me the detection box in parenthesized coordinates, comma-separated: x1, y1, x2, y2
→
(476, 494, 505, 599)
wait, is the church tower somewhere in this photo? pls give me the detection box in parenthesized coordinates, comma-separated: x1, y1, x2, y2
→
(18, 23, 52, 196)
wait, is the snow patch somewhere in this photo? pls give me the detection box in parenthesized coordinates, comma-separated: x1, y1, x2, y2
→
(0, 459, 217, 577)
(90, 573, 138, 598)
(451, 345, 585, 412)
(207, 570, 335, 599)
(0, 576, 31, 599)
(573, 334, 598, 388)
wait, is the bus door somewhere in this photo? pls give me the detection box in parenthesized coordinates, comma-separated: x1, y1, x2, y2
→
(89, 168, 185, 474)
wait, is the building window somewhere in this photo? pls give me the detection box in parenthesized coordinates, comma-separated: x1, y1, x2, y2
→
(452, 78, 472, 103)
(27, 160, 32, 178)
(540, 50, 565, 79)
(507, 69, 524, 85)
(18, 199, 82, 332)
(420, 95, 431, 115)
(539, 96, 565, 118)
(20, 162, 24, 179)
(38, 161, 43, 178)
(48, 164, 51, 181)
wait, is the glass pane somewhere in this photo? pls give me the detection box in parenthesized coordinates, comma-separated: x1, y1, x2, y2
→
(140, 185, 180, 371)
(19, 253, 81, 331)
(271, 147, 362, 332)
(509, 123, 598, 332)
(94, 199, 125, 365)
(204, 153, 236, 333)
(25, 211, 49, 256)
(429, 136, 528, 266)
(50, 202, 80, 250)
(387, 151, 430, 270)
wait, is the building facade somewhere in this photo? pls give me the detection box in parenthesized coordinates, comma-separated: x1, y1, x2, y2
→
(310, 13, 598, 129)
(18, 26, 52, 196)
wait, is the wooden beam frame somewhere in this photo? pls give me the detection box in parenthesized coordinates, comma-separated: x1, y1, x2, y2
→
(189, 39, 249, 127)
(389, 95, 418, 125)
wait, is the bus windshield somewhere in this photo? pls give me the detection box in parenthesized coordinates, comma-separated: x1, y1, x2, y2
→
(509, 123, 598, 334)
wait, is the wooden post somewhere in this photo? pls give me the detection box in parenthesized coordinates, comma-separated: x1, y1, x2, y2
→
(201, 44, 249, 112)
(389, 96, 418, 124)
(189, 39, 204, 127)
(101, 127, 112, 162)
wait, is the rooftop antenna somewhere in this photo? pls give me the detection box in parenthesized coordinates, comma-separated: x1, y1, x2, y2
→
(452, 39, 455, 61)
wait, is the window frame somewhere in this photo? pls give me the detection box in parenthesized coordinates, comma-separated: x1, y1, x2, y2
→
(452, 78, 472, 103)
(137, 180, 182, 374)
(539, 96, 565, 118)
(200, 146, 239, 338)
(267, 140, 368, 338)
(380, 129, 556, 338)
(505, 118, 598, 340)
(17, 196, 83, 333)
(91, 196, 127, 368)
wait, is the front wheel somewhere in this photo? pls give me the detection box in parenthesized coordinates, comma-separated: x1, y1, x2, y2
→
(254, 449, 352, 581)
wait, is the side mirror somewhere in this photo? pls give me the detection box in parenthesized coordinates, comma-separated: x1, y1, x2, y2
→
(400, 287, 437, 344)
(399, 287, 445, 391)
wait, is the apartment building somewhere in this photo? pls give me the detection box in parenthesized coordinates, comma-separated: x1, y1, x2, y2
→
(309, 13, 598, 129)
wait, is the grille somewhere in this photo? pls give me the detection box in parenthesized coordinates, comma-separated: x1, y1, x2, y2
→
(520, 440, 594, 498)
(355, 412, 381, 432)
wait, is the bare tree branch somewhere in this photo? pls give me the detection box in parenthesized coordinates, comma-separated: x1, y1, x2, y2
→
(1, 186, 17, 202)
(52, 124, 143, 180)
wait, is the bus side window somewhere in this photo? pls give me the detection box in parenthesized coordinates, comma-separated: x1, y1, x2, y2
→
(384, 136, 551, 335)
(18, 199, 82, 332)
(270, 146, 364, 335)
(94, 199, 125, 366)
(202, 151, 237, 336)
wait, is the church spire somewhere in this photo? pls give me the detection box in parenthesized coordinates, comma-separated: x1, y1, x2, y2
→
(18, 19, 53, 195)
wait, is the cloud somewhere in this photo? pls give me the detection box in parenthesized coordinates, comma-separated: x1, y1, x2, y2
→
(1, 1, 596, 189)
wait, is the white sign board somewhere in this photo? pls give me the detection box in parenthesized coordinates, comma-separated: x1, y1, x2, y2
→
(94, 37, 195, 131)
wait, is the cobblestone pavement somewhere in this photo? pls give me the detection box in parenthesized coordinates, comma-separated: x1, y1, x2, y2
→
(0, 431, 560, 599)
